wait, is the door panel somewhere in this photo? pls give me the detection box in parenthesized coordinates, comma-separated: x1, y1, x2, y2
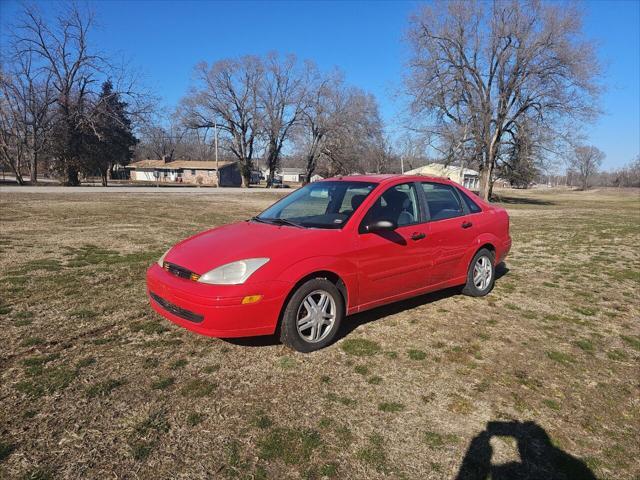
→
(420, 182, 475, 285)
(425, 218, 476, 285)
(355, 182, 429, 307)
(356, 225, 430, 306)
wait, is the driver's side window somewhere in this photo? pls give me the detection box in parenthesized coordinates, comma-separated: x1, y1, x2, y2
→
(361, 183, 420, 228)
(279, 187, 331, 219)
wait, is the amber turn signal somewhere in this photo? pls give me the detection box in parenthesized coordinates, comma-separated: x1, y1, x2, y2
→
(241, 295, 263, 305)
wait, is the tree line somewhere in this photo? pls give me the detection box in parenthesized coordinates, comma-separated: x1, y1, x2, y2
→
(176, 53, 389, 187)
(1, 1, 635, 196)
(0, 4, 147, 186)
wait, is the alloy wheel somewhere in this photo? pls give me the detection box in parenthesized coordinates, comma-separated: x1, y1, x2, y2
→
(296, 289, 337, 343)
(473, 255, 493, 291)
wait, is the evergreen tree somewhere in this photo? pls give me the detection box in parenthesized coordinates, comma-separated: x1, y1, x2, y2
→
(497, 120, 541, 189)
(84, 81, 137, 186)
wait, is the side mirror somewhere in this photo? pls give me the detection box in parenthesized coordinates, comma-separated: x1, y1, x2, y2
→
(364, 219, 397, 233)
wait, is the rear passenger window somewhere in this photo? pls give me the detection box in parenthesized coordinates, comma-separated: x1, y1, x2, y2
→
(457, 188, 482, 213)
(421, 183, 464, 221)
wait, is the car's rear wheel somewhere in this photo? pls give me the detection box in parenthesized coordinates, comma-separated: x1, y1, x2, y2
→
(462, 248, 496, 297)
(280, 278, 344, 352)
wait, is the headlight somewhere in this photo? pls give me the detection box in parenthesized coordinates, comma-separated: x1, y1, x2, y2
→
(157, 248, 171, 267)
(198, 258, 269, 285)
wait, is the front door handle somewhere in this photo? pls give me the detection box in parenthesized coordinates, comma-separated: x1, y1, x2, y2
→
(411, 232, 426, 241)
(462, 221, 473, 229)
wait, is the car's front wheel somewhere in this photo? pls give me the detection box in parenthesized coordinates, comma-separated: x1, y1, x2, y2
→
(462, 248, 496, 297)
(280, 278, 344, 352)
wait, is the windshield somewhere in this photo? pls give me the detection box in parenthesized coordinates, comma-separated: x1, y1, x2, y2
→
(257, 181, 377, 229)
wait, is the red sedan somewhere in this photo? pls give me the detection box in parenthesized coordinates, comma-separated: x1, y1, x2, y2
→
(147, 175, 511, 352)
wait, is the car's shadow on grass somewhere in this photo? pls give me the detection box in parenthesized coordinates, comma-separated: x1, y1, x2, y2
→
(336, 262, 509, 342)
(224, 263, 509, 349)
(455, 420, 596, 480)
(492, 194, 555, 206)
(334, 286, 462, 341)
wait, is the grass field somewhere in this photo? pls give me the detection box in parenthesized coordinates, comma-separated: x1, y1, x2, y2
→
(1, 187, 639, 479)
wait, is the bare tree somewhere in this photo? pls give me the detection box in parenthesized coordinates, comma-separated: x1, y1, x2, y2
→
(182, 56, 263, 187)
(137, 111, 187, 162)
(11, 4, 105, 184)
(0, 84, 26, 183)
(614, 155, 640, 188)
(295, 71, 387, 180)
(0, 48, 55, 184)
(0, 72, 28, 184)
(395, 132, 432, 172)
(570, 145, 604, 190)
(296, 70, 345, 182)
(259, 53, 308, 186)
(321, 88, 387, 176)
(405, 0, 601, 199)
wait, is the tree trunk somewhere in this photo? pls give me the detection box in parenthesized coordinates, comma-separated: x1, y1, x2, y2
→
(15, 170, 25, 185)
(304, 157, 315, 184)
(30, 153, 38, 184)
(66, 164, 80, 186)
(101, 170, 108, 187)
(266, 161, 275, 187)
(580, 170, 590, 190)
(479, 164, 493, 201)
(478, 129, 502, 200)
(479, 134, 499, 200)
(240, 161, 251, 188)
(303, 168, 312, 185)
(4, 158, 25, 185)
(266, 143, 278, 188)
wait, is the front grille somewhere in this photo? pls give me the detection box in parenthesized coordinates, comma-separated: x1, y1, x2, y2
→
(150, 291, 204, 323)
(163, 262, 200, 281)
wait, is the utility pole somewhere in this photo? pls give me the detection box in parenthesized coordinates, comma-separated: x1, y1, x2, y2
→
(214, 120, 219, 187)
(400, 155, 404, 174)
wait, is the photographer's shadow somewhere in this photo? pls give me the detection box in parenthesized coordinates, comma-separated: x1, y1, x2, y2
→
(456, 421, 596, 480)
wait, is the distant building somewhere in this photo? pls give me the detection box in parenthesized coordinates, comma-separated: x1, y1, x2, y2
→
(278, 167, 305, 183)
(310, 174, 324, 182)
(126, 159, 242, 187)
(404, 163, 480, 190)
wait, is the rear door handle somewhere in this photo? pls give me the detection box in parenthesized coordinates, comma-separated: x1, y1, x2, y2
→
(411, 232, 426, 241)
(462, 221, 473, 229)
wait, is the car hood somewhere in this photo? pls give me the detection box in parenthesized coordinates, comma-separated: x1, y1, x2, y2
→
(164, 220, 318, 274)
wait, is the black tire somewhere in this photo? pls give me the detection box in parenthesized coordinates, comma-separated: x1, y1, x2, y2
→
(462, 248, 496, 297)
(280, 278, 344, 353)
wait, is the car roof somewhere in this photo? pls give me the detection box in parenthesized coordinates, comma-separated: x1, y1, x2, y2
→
(322, 174, 452, 185)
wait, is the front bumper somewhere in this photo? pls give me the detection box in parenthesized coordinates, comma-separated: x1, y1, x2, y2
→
(146, 264, 291, 338)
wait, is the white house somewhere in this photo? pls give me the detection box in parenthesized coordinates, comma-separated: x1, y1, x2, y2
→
(278, 167, 305, 183)
(404, 163, 480, 190)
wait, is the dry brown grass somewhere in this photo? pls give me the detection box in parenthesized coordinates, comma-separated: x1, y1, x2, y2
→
(0, 187, 639, 479)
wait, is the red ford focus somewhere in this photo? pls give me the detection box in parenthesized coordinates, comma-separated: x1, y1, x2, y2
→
(147, 175, 511, 352)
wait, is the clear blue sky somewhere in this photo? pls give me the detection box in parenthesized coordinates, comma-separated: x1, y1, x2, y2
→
(1, 0, 638, 170)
